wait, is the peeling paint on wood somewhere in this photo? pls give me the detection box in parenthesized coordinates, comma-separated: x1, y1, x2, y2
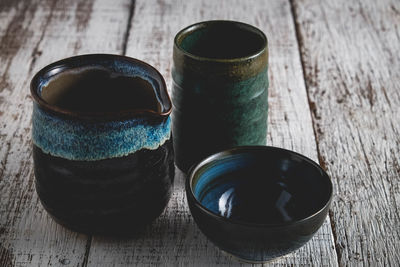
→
(0, 0, 131, 266)
(1, 0, 397, 266)
(292, 0, 400, 265)
(75, 0, 95, 31)
(0, 244, 14, 267)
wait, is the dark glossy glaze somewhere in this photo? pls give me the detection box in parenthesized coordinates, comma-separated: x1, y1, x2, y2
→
(33, 139, 174, 235)
(186, 146, 332, 262)
(197, 169, 327, 224)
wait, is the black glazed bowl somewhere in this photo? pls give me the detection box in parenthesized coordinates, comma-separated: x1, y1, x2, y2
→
(186, 146, 333, 263)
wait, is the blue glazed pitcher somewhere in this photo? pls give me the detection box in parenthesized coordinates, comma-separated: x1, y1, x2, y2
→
(31, 54, 174, 235)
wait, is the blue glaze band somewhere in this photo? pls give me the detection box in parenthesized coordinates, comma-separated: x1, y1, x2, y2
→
(32, 103, 171, 161)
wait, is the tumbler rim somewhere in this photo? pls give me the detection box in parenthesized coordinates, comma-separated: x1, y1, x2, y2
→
(174, 20, 268, 63)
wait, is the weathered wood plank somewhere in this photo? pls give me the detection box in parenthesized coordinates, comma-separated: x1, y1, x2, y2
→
(0, 0, 131, 266)
(292, 0, 400, 265)
(87, 0, 338, 266)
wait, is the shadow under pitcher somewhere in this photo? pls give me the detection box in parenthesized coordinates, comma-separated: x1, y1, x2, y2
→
(171, 20, 269, 173)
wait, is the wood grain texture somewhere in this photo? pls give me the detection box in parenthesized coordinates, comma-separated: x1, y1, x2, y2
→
(86, 0, 338, 266)
(292, 0, 400, 265)
(0, 0, 131, 266)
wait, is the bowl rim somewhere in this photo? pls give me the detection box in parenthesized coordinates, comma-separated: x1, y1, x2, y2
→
(187, 145, 333, 228)
(30, 54, 172, 120)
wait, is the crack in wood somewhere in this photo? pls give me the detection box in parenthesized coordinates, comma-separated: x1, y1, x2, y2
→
(358, 79, 375, 108)
(28, 0, 58, 74)
(380, 86, 392, 107)
(0, 61, 11, 94)
(75, 0, 95, 31)
(382, 157, 400, 232)
(355, 128, 373, 177)
(122, 0, 136, 55)
(0, 0, 37, 92)
(0, 0, 20, 13)
(0, 244, 14, 267)
(0, 142, 11, 182)
(391, 4, 400, 16)
(81, 236, 92, 267)
(0, 227, 5, 237)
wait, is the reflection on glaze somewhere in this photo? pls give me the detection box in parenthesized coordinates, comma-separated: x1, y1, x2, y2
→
(275, 189, 292, 222)
(195, 153, 330, 224)
(204, 172, 301, 224)
(218, 187, 236, 217)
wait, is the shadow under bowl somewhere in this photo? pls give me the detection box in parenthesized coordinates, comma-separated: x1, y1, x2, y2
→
(186, 146, 333, 263)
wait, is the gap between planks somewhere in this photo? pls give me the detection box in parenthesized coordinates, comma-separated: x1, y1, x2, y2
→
(122, 0, 136, 56)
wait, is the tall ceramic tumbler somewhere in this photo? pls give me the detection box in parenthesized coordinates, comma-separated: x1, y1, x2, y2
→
(172, 21, 269, 172)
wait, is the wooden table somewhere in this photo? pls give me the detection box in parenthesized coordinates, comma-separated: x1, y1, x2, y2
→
(0, 0, 399, 266)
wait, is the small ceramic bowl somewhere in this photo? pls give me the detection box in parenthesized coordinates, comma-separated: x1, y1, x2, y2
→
(186, 146, 333, 263)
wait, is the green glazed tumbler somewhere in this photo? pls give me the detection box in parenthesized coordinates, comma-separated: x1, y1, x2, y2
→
(172, 20, 269, 172)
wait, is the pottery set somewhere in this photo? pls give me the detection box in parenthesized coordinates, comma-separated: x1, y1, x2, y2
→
(30, 21, 332, 262)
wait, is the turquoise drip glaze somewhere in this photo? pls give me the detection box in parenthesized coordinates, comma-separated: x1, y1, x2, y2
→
(32, 103, 171, 161)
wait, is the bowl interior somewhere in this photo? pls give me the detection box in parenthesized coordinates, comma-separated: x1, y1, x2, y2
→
(190, 147, 332, 225)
